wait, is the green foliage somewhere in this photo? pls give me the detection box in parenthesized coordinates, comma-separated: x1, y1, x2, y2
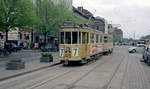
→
(0, 0, 39, 32)
(35, 0, 84, 34)
(41, 53, 52, 57)
(113, 33, 119, 42)
(140, 35, 150, 40)
(123, 38, 134, 42)
(11, 58, 22, 62)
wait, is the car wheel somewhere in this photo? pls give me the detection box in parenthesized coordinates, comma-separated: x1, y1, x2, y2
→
(142, 55, 145, 59)
(128, 51, 131, 53)
(132, 49, 136, 53)
(144, 57, 148, 63)
(147, 59, 150, 66)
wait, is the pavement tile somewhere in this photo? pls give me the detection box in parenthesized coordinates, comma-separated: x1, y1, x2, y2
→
(0, 51, 59, 81)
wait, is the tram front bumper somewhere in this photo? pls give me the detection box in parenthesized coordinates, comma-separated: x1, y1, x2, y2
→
(60, 58, 82, 62)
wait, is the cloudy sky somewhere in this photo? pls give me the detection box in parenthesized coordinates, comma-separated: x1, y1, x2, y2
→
(73, 0, 150, 39)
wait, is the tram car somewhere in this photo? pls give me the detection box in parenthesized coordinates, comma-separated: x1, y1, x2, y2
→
(102, 34, 113, 54)
(59, 22, 113, 65)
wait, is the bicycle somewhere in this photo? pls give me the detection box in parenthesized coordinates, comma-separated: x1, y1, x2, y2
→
(0, 49, 11, 56)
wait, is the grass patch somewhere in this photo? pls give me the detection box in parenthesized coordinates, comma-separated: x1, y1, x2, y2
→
(11, 58, 22, 62)
(41, 53, 52, 57)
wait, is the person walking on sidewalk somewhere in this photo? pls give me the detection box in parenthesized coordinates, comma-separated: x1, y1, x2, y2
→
(3, 42, 11, 56)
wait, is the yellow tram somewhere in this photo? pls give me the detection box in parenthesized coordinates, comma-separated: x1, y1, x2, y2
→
(59, 22, 113, 65)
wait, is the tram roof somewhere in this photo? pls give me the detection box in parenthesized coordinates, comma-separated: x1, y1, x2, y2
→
(60, 26, 102, 34)
(60, 26, 103, 33)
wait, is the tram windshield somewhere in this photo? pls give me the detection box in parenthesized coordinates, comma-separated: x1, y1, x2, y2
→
(65, 32, 71, 44)
(60, 32, 78, 44)
(72, 32, 78, 44)
(104, 36, 108, 43)
(60, 32, 88, 44)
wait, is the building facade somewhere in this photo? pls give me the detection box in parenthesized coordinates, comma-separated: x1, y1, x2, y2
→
(73, 7, 95, 25)
(113, 28, 123, 42)
(91, 16, 105, 33)
(73, 7, 109, 34)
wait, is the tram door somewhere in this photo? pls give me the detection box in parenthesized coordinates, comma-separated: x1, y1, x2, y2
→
(82, 32, 88, 57)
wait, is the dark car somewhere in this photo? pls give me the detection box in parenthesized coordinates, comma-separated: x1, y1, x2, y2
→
(41, 44, 58, 52)
(142, 45, 150, 66)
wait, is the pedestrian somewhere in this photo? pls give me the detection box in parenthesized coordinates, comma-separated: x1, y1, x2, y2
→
(4, 41, 11, 55)
(19, 42, 24, 49)
(39, 40, 42, 49)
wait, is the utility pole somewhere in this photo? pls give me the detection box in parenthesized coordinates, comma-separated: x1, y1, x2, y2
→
(133, 32, 136, 46)
(86, 10, 96, 25)
(134, 32, 135, 40)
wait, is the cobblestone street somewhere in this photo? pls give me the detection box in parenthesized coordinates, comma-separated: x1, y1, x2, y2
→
(0, 46, 150, 89)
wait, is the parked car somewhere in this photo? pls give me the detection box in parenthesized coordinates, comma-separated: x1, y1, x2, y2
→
(128, 46, 144, 53)
(128, 47, 137, 53)
(142, 45, 150, 66)
(41, 44, 58, 52)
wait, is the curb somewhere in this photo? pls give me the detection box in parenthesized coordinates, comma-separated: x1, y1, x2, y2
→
(0, 62, 61, 82)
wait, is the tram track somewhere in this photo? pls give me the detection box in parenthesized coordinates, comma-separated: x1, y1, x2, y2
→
(65, 53, 124, 89)
(104, 55, 126, 89)
(0, 48, 126, 89)
(0, 63, 64, 89)
(24, 55, 112, 89)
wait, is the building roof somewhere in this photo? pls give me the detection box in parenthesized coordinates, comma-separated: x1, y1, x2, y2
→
(73, 7, 95, 21)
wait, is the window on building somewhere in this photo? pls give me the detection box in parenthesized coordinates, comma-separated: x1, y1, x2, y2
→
(72, 32, 78, 44)
(60, 32, 64, 44)
(96, 34, 99, 43)
(65, 32, 71, 44)
(90, 33, 95, 43)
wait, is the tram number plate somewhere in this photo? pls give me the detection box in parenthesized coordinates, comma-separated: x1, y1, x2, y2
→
(60, 48, 64, 56)
(73, 48, 78, 56)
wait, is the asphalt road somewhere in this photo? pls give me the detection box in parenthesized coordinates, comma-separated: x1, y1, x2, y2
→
(0, 46, 149, 89)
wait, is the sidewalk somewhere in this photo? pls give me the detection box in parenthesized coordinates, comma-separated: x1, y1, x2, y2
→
(0, 52, 59, 81)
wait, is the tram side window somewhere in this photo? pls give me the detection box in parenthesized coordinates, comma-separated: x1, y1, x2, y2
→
(87, 33, 89, 43)
(65, 32, 71, 44)
(104, 36, 108, 43)
(79, 32, 82, 44)
(82, 32, 86, 44)
(72, 32, 78, 44)
(60, 32, 64, 44)
(96, 34, 99, 43)
(90, 33, 95, 43)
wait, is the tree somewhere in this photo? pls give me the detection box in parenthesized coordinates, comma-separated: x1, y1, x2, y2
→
(113, 33, 119, 42)
(0, 0, 38, 41)
(35, 0, 84, 46)
(140, 35, 150, 40)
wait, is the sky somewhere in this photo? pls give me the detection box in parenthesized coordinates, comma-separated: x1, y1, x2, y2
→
(73, 0, 150, 39)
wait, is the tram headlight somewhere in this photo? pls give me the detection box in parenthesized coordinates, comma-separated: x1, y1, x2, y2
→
(66, 47, 70, 52)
